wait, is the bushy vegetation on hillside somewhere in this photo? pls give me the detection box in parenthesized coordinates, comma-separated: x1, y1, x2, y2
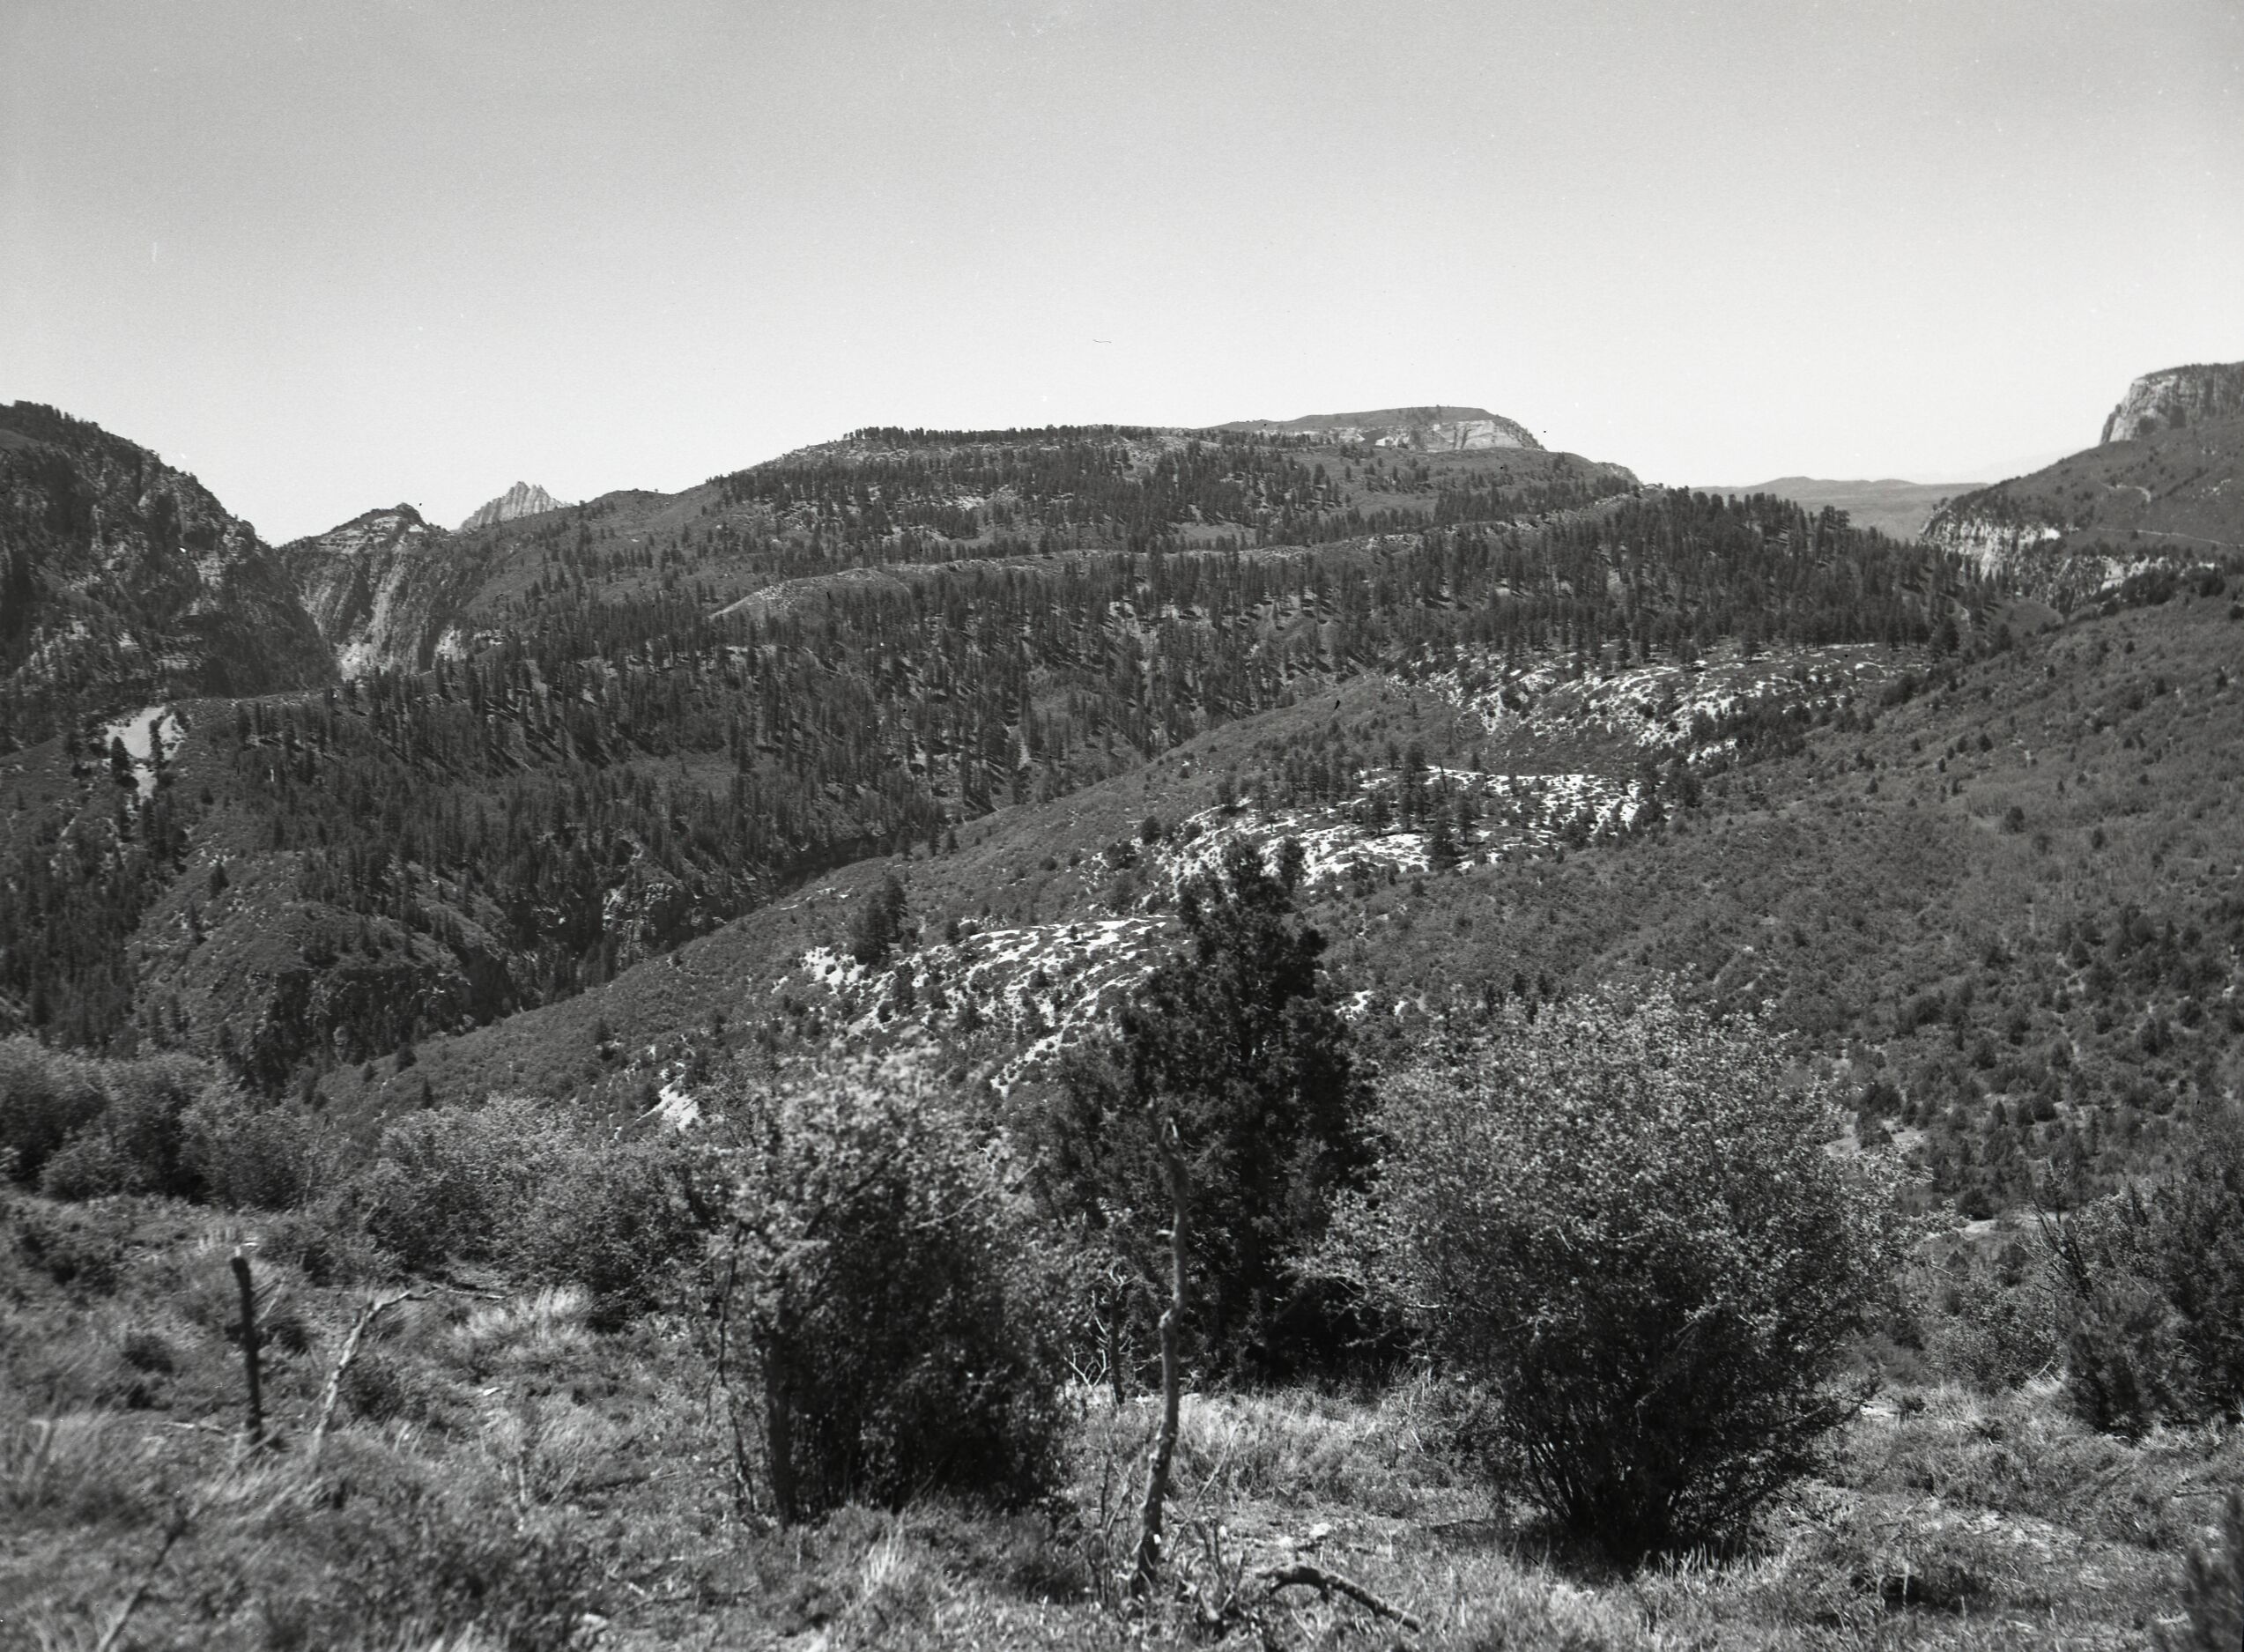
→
(6, 858, 2240, 1646)
(2044, 1106, 2244, 1436)
(708, 1054, 1073, 1521)
(1326, 993, 1905, 1559)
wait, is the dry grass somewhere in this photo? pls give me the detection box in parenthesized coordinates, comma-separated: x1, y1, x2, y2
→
(1, 1189, 2225, 1649)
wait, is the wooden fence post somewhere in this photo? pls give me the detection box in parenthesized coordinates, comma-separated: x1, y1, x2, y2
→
(230, 1247, 264, 1447)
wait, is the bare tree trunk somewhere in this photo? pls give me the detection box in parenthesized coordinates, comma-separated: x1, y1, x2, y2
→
(309, 1290, 416, 1468)
(1102, 1258, 1128, 1408)
(230, 1248, 264, 1447)
(1132, 1115, 1187, 1600)
(765, 1368, 798, 1524)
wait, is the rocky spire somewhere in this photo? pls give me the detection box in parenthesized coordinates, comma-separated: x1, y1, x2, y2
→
(460, 481, 566, 531)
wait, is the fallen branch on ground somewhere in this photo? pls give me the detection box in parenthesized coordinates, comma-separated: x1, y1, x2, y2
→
(308, 1288, 420, 1467)
(1260, 1562, 1423, 1632)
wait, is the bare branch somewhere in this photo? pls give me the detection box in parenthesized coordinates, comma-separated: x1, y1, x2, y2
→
(308, 1289, 419, 1468)
(1260, 1561, 1424, 1632)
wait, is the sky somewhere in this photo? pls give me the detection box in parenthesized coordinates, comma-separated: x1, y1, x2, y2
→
(4, 0, 2241, 543)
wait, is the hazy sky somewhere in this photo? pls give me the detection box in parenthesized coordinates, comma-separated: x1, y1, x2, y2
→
(5, 0, 2240, 542)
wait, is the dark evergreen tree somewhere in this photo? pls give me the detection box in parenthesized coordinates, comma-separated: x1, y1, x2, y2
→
(1033, 837, 1371, 1379)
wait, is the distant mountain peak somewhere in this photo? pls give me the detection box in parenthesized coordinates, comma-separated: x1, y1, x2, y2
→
(460, 481, 566, 531)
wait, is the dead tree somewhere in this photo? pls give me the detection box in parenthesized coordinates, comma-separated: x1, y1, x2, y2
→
(1131, 1112, 1187, 1599)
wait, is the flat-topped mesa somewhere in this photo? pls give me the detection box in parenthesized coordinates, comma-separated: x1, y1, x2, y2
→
(1213, 405, 1543, 452)
(460, 480, 566, 532)
(2100, 363, 2244, 445)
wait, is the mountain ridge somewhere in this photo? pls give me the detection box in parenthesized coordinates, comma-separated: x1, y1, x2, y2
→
(1212, 404, 1541, 452)
(1705, 477, 1985, 542)
(0, 401, 333, 746)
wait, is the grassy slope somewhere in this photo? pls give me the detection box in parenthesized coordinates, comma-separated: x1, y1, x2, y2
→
(7, 584, 2241, 1652)
(4, 1185, 2236, 1649)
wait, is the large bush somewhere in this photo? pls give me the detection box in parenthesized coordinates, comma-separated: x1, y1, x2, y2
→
(1325, 990, 1903, 1561)
(0, 1039, 110, 1186)
(358, 1099, 582, 1271)
(716, 1053, 1072, 1522)
(179, 1085, 330, 1210)
(2044, 1106, 2244, 1436)
(0, 1039, 220, 1200)
(355, 1098, 703, 1322)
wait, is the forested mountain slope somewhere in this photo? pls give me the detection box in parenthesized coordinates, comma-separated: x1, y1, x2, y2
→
(20, 395, 2239, 1219)
(1926, 361, 2244, 599)
(272, 421, 1642, 678)
(313, 569, 2242, 1218)
(0, 468, 1982, 1078)
(0, 404, 332, 745)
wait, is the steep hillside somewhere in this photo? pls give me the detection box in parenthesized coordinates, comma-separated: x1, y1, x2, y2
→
(0, 404, 332, 747)
(324, 575, 2242, 1220)
(2, 478, 1983, 1077)
(1927, 362, 2244, 599)
(278, 505, 520, 675)
(1710, 477, 1979, 541)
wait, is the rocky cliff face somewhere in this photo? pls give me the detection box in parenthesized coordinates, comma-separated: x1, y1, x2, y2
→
(0, 403, 332, 746)
(1925, 363, 2244, 603)
(1920, 507, 2064, 577)
(1215, 405, 1543, 451)
(460, 480, 565, 531)
(2100, 363, 2244, 445)
(278, 505, 500, 677)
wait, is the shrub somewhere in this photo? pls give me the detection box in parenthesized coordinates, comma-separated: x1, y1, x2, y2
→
(512, 1139, 706, 1328)
(351, 1098, 707, 1320)
(8, 1199, 133, 1295)
(181, 1086, 327, 1210)
(357, 1099, 581, 1272)
(0, 1039, 113, 1187)
(1, 1042, 226, 1201)
(36, 1130, 143, 1202)
(289, 1447, 600, 1652)
(1914, 1244, 2063, 1392)
(2159, 1489, 2244, 1651)
(715, 1052, 1072, 1522)
(1325, 989, 1905, 1561)
(34, 1053, 207, 1199)
(2044, 1108, 2244, 1435)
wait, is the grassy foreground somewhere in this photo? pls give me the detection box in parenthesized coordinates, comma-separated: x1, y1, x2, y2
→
(3, 1189, 2237, 1651)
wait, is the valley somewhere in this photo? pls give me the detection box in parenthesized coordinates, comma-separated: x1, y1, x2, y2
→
(3, 376, 2242, 1650)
